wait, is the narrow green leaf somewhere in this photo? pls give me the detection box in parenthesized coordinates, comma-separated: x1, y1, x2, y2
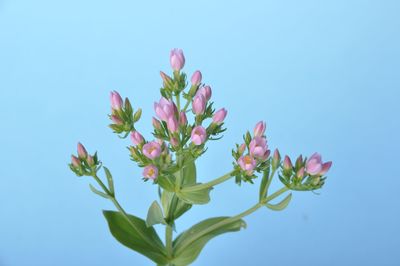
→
(89, 184, 110, 199)
(103, 210, 168, 264)
(161, 191, 192, 221)
(157, 174, 175, 192)
(172, 217, 246, 265)
(146, 201, 166, 227)
(182, 159, 196, 186)
(177, 185, 211, 205)
(103, 167, 114, 195)
(265, 193, 292, 211)
(259, 167, 270, 201)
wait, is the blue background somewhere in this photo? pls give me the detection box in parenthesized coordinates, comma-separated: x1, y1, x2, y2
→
(1, 0, 399, 265)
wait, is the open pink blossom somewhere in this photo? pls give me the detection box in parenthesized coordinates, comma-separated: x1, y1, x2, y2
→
(142, 141, 162, 159)
(238, 155, 256, 175)
(154, 97, 176, 122)
(143, 165, 158, 180)
(170, 48, 185, 71)
(306, 153, 332, 175)
(249, 137, 268, 159)
(191, 126, 207, 145)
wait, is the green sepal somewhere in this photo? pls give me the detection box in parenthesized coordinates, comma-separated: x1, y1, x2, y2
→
(146, 201, 166, 227)
(265, 193, 292, 211)
(172, 217, 247, 265)
(103, 210, 168, 265)
(89, 184, 110, 199)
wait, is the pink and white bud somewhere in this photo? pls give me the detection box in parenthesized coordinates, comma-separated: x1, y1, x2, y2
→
(143, 165, 158, 180)
(142, 141, 162, 159)
(71, 155, 80, 167)
(238, 155, 257, 175)
(297, 167, 305, 179)
(319, 161, 332, 175)
(167, 116, 179, 133)
(191, 70, 202, 86)
(111, 115, 123, 125)
(179, 111, 188, 126)
(212, 108, 227, 124)
(87, 155, 94, 166)
(170, 48, 185, 71)
(154, 97, 176, 121)
(152, 117, 162, 130)
(254, 121, 266, 137)
(77, 142, 88, 159)
(110, 91, 123, 110)
(191, 126, 207, 145)
(272, 149, 281, 166)
(160, 71, 172, 86)
(196, 85, 212, 101)
(130, 131, 144, 146)
(238, 143, 247, 155)
(192, 94, 206, 115)
(283, 155, 293, 170)
(249, 137, 268, 159)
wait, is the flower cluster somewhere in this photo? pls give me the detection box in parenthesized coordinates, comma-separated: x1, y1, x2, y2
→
(232, 121, 270, 183)
(69, 143, 101, 176)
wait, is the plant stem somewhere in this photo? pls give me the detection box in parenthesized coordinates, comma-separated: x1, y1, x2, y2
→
(181, 171, 234, 192)
(165, 224, 173, 260)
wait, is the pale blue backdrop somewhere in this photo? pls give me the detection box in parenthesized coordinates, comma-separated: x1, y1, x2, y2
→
(1, 0, 399, 265)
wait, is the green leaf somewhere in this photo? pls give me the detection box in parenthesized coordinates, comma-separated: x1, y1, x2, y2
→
(89, 184, 110, 199)
(182, 159, 196, 186)
(157, 174, 175, 192)
(103, 167, 114, 195)
(259, 167, 270, 201)
(265, 193, 292, 211)
(146, 201, 166, 227)
(172, 217, 246, 265)
(161, 191, 192, 221)
(103, 211, 168, 264)
(177, 185, 211, 205)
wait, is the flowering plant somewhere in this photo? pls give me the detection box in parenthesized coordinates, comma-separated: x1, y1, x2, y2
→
(69, 49, 332, 266)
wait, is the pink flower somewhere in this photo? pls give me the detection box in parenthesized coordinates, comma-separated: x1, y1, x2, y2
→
(77, 142, 87, 158)
(130, 131, 144, 145)
(154, 97, 176, 121)
(142, 141, 162, 159)
(306, 153, 332, 175)
(111, 115, 123, 125)
(110, 91, 123, 110)
(71, 155, 80, 167)
(179, 111, 188, 126)
(283, 155, 293, 170)
(167, 116, 179, 133)
(192, 94, 206, 115)
(196, 85, 212, 101)
(143, 165, 158, 180)
(191, 126, 207, 145)
(191, 70, 202, 86)
(238, 155, 257, 175)
(249, 137, 269, 159)
(170, 48, 185, 71)
(254, 121, 266, 137)
(212, 108, 227, 124)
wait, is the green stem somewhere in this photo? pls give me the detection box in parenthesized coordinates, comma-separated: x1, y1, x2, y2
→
(165, 224, 173, 260)
(174, 186, 290, 255)
(175, 94, 181, 113)
(181, 171, 234, 192)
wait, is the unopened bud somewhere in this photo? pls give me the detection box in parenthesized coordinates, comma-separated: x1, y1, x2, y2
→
(77, 142, 88, 159)
(71, 155, 80, 167)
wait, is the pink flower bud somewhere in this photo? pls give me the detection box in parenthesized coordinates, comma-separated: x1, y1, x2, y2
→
(179, 111, 188, 126)
(152, 117, 162, 130)
(319, 161, 332, 175)
(87, 155, 94, 166)
(154, 97, 176, 122)
(143, 165, 158, 180)
(160, 71, 172, 86)
(295, 155, 304, 169)
(77, 142, 88, 159)
(283, 155, 293, 170)
(238, 155, 256, 175)
(170, 48, 185, 71)
(249, 137, 268, 159)
(191, 70, 202, 86)
(71, 155, 80, 167)
(191, 126, 207, 145)
(142, 141, 162, 159)
(297, 167, 305, 178)
(110, 91, 123, 110)
(196, 85, 212, 101)
(111, 115, 123, 125)
(273, 149, 281, 165)
(170, 137, 179, 147)
(167, 116, 179, 133)
(238, 143, 247, 155)
(130, 131, 144, 146)
(212, 108, 227, 124)
(254, 121, 266, 137)
(192, 94, 206, 115)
